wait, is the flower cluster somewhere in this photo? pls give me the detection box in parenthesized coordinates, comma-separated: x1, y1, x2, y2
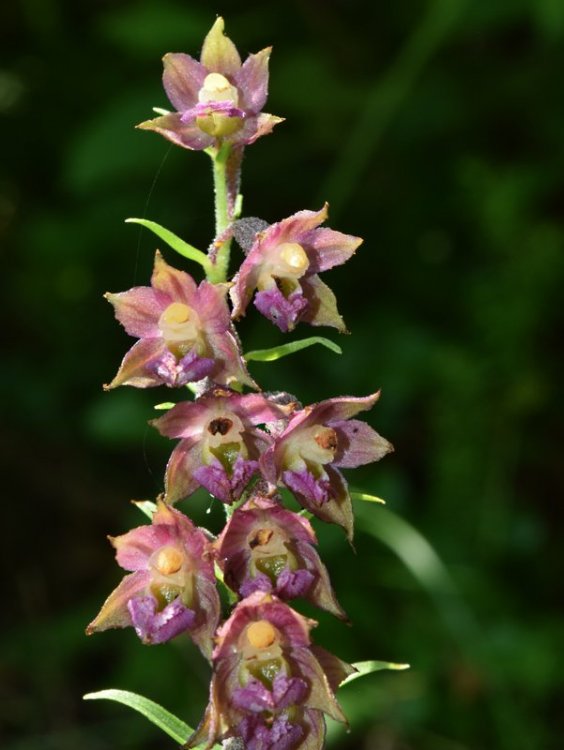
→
(88, 17, 393, 750)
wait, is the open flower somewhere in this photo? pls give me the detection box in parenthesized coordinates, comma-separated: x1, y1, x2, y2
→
(105, 251, 255, 390)
(151, 387, 295, 504)
(230, 204, 362, 332)
(186, 592, 354, 750)
(216, 494, 346, 620)
(261, 393, 393, 540)
(86, 502, 219, 659)
(137, 17, 283, 150)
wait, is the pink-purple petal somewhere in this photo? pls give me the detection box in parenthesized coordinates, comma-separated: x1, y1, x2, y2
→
(105, 287, 163, 339)
(151, 250, 198, 304)
(163, 437, 202, 504)
(136, 112, 214, 151)
(111, 524, 174, 571)
(331, 419, 393, 468)
(306, 227, 362, 273)
(105, 338, 169, 389)
(234, 47, 272, 113)
(162, 52, 207, 111)
(86, 571, 150, 634)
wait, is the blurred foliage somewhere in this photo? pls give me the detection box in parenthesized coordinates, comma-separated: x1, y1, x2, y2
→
(2, 0, 563, 749)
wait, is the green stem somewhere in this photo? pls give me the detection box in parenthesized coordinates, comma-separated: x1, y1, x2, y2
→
(208, 144, 233, 283)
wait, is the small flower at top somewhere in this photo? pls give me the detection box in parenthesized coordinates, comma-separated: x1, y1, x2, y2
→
(138, 17, 283, 150)
(151, 387, 296, 504)
(186, 591, 354, 750)
(216, 493, 347, 620)
(230, 204, 362, 332)
(261, 393, 393, 540)
(105, 250, 255, 390)
(86, 501, 219, 660)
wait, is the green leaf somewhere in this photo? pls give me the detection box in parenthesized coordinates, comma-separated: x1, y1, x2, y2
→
(245, 336, 342, 363)
(83, 689, 192, 744)
(126, 218, 211, 272)
(341, 660, 410, 687)
(154, 401, 175, 410)
(132, 500, 157, 520)
(351, 491, 386, 505)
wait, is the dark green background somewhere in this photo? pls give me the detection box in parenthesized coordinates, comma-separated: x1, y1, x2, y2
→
(2, 1, 563, 748)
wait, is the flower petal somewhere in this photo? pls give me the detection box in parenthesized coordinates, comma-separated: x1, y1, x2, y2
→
(264, 206, 329, 247)
(111, 524, 174, 571)
(234, 47, 272, 113)
(294, 542, 348, 620)
(254, 286, 309, 332)
(137, 113, 214, 151)
(300, 274, 346, 332)
(105, 338, 169, 389)
(128, 595, 197, 644)
(151, 250, 198, 304)
(231, 112, 284, 146)
(291, 647, 347, 723)
(105, 286, 163, 338)
(306, 228, 362, 274)
(163, 437, 202, 504)
(86, 571, 150, 634)
(331, 419, 393, 468)
(200, 17, 241, 76)
(162, 52, 207, 111)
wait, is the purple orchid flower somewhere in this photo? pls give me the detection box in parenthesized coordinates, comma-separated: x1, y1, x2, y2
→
(186, 592, 354, 750)
(86, 501, 220, 659)
(261, 393, 393, 540)
(216, 494, 347, 620)
(137, 17, 283, 149)
(104, 250, 255, 390)
(151, 387, 296, 504)
(230, 204, 362, 332)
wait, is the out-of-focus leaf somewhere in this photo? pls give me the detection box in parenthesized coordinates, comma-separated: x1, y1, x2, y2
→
(341, 660, 410, 687)
(125, 218, 211, 272)
(154, 401, 175, 410)
(245, 336, 342, 362)
(83, 689, 193, 744)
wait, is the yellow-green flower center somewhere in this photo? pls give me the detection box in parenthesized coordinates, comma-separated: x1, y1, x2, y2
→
(196, 73, 243, 138)
(154, 545, 184, 576)
(246, 620, 277, 650)
(158, 302, 201, 354)
(198, 73, 239, 105)
(278, 243, 310, 275)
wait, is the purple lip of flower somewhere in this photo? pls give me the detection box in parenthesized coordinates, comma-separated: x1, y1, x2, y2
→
(215, 495, 347, 620)
(230, 204, 362, 332)
(193, 456, 259, 505)
(128, 595, 196, 645)
(232, 673, 309, 713)
(260, 394, 393, 540)
(104, 250, 256, 391)
(86, 502, 220, 658)
(237, 714, 305, 750)
(151, 388, 295, 504)
(136, 17, 283, 151)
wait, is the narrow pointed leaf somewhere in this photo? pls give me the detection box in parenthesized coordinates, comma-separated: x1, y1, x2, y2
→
(126, 218, 211, 272)
(245, 336, 342, 363)
(340, 660, 410, 687)
(351, 491, 386, 504)
(154, 401, 175, 410)
(132, 500, 157, 520)
(83, 689, 192, 744)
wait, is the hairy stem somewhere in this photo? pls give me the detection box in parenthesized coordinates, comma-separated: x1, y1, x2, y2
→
(208, 143, 234, 283)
